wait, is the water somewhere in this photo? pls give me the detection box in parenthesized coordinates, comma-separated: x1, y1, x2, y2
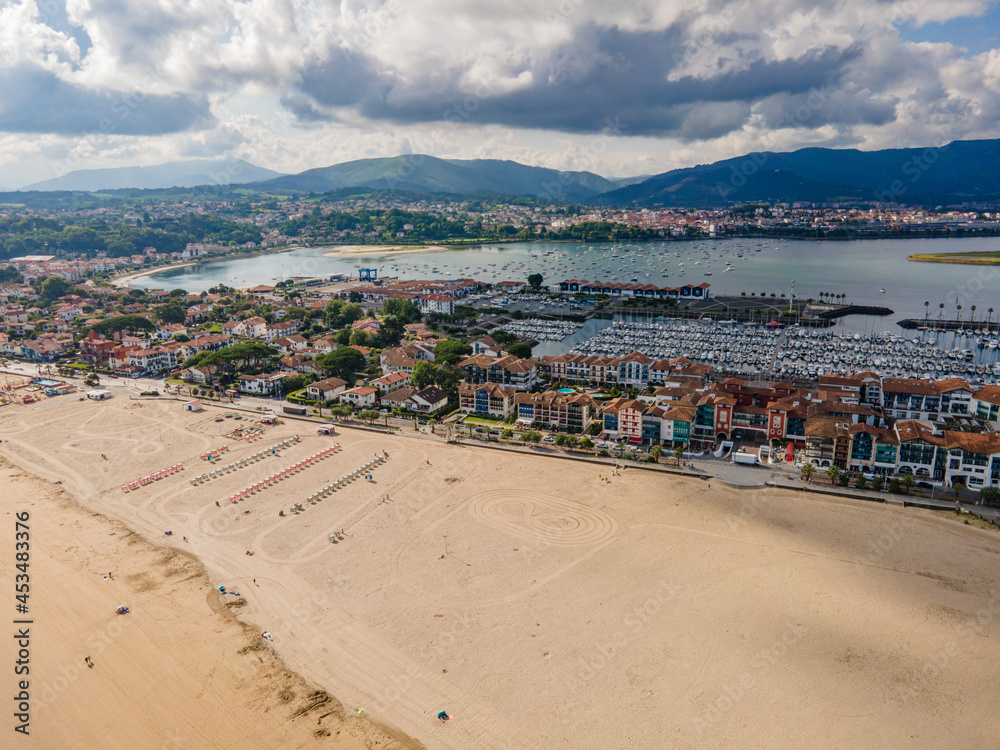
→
(132, 236, 1000, 342)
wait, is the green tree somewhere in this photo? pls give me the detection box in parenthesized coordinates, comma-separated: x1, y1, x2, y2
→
(331, 404, 352, 420)
(434, 339, 472, 366)
(382, 298, 422, 323)
(410, 360, 437, 390)
(527, 273, 543, 291)
(156, 300, 187, 324)
(39, 276, 71, 301)
(433, 364, 464, 395)
(357, 409, 380, 424)
(502, 429, 514, 440)
(888, 477, 902, 494)
(507, 342, 532, 359)
(521, 430, 542, 444)
(979, 486, 1000, 507)
(855, 475, 868, 490)
(319, 347, 366, 383)
(281, 373, 309, 394)
(870, 476, 885, 492)
(198, 342, 278, 373)
(901, 472, 915, 494)
(91, 314, 155, 337)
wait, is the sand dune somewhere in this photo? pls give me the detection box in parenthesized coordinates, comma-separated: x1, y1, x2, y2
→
(1, 393, 999, 749)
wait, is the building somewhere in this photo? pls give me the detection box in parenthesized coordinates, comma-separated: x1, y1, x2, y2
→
(515, 390, 597, 432)
(458, 354, 539, 390)
(339, 386, 378, 408)
(600, 398, 646, 443)
(410, 386, 449, 414)
(307, 377, 348, 402)
(459, 382, 516, 417)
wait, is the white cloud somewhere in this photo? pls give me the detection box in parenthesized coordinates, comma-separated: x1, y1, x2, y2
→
(0, 0, 997, 186)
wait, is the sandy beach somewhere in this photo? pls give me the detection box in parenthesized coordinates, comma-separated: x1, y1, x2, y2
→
(322, 245, 450, 258)
(2, 392, 999, 748)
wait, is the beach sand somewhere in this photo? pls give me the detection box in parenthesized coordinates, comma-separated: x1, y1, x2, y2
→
(322, 245, 449, 258)
(2, 393, 999, 749)
(0, 460, 413, 749)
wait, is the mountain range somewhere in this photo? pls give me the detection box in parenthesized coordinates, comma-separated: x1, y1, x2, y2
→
(16, 140, 1000, 206)
(22, 159, 286, 191)
(593, 140, 1000, 207)
(248, 155, 619, 202)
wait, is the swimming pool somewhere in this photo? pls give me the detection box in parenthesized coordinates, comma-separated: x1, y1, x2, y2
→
(557, 388, 575, 393)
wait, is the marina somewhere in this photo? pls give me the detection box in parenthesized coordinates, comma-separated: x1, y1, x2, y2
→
(570, 320, 1000, 383)
(131, 235, 1000, 342)
(495, 318, 582, 341)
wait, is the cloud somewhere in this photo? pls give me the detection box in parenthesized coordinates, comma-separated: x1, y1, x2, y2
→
(0, 0, 998, 184)
(0, 65, 212, 135)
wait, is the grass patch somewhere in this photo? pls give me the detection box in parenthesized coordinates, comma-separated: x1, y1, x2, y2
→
(908, 251, 1000, 265)
(463, 415, 502, 425)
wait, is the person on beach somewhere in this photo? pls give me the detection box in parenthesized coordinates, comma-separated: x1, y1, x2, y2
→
(85, 656, 93, 668)
(437, 711, 451, 723)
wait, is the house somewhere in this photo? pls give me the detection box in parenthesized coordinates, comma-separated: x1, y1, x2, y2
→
(238, 316, 268, 338)
(273, 334, 308, 354)
(307, 377, 348, 402)
(471, 336, 504, 357)
(370, 370, 411, 392)
(410, 386, 449, 414)
(184, 400, 204, 412)
(156, 323, 188, 340)
(339, 386, 378, 408)
(236, 372, 288, 395)
(381, 387, 418, 410)
(79, 331, 117, 364)
(459, 382, 516, 417)
(312, 335, 338, 354)
(178, 365, 217, 384)
(351, 317, 381, 333)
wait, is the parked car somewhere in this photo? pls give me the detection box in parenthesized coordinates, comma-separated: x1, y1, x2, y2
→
(489, 429, 501, 436)
(542, 435, 555, 444)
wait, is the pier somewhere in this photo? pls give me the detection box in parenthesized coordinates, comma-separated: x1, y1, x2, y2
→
(898, 318, 1000, 332)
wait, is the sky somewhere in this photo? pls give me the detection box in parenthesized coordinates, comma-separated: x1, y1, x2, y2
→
(1, 0, 1000, 189)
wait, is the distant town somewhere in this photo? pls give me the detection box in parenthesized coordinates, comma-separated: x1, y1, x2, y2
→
(3, 194, 1000, 265)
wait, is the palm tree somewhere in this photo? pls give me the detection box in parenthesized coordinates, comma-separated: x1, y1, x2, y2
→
(673, 445, 684, 464)
(901, 472, 915, 495)
(800, 463, 815, 481)
(649, 445, 663, 463)
(825, 464, 841, 484)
